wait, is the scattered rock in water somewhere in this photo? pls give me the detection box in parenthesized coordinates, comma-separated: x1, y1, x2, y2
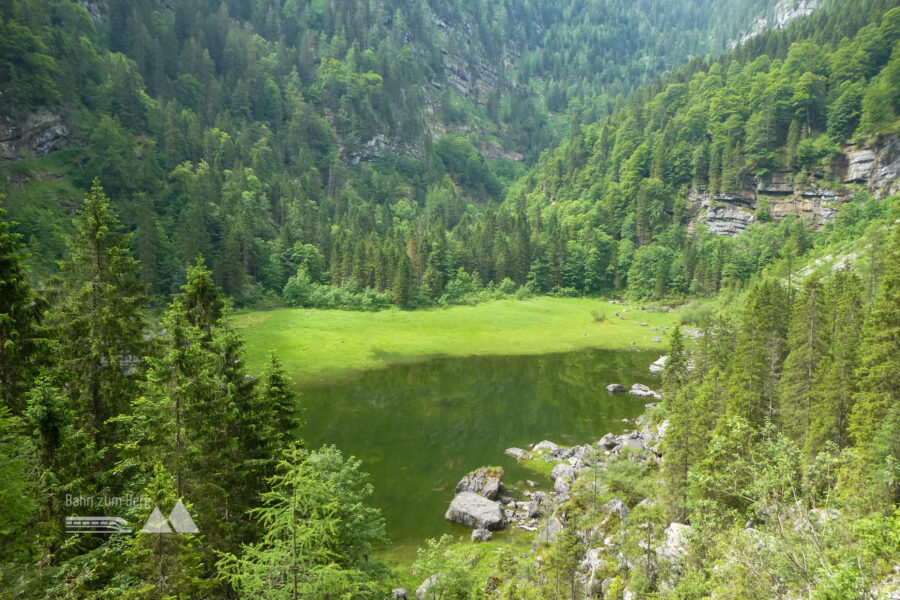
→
(471, 527, 493, 542)
(444, 492, 508, 530)
(504, 447, 532, 461)
(455, 467, 503, 500)
(606, 383, 627, 393)
(628, 383, 661, 399)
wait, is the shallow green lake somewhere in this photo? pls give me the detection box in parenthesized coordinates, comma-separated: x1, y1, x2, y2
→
(299, 348, 659, 557)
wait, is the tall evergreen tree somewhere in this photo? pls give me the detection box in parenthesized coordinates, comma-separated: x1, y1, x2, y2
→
(849, 226, 900, 500)
(0, 207, 45, 412)
(52, 180, 147, 460)
(779, 273, 828, 446)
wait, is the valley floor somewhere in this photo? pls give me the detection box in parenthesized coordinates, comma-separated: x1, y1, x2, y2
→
(234, 297, 680, 384)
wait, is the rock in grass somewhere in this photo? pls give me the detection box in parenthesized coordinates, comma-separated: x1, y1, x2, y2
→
(606, 383, 627, 393)
(445, 492, 508, 530)
(471, 527, 493, 542)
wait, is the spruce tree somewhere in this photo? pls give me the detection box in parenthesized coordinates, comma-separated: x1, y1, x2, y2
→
(52, 180, 147, 460)
(661, 326, 695, 520)
(849, 226, 900, 486)
(0, 207, 44, 412)
(807, 270, 863, 455)
(779, 273, 828, 447)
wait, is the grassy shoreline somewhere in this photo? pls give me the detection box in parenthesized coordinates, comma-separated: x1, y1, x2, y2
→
(234, 297, 679, 385)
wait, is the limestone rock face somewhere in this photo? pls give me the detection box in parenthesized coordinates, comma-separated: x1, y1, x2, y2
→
(0, 110, 69, 159)
(444, 492, 508, 530)
(685, 135, 900, 236)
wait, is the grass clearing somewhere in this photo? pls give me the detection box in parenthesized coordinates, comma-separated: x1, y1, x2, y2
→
(234, 297, 680, 385)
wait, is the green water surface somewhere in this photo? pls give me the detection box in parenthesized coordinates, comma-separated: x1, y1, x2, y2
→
(299, 348, 659, 556)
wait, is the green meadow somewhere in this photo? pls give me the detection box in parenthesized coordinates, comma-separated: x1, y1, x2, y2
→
(234, 297, 680, 384)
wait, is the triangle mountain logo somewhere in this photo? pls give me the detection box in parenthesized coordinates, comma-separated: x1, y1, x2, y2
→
(140, 500, 199, 534)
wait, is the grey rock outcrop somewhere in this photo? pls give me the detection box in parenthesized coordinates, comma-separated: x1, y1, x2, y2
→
(454, 467, 503, 500)
(659, 522, 693, 564)
(471, 527, 492, 542)
(0, 110, 69, 159)
(686, 135, 900, 236)
(391, 588, 409, 600)
(551, 463, 576, 494)
(444, 492, 508, 530)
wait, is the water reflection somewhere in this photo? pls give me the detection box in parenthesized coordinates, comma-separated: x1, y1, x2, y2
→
(300, 348, 658, 543)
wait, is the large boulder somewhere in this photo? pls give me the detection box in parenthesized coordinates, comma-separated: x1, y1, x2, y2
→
(455, 467, 503, 500)
(444, 492, 508, 530)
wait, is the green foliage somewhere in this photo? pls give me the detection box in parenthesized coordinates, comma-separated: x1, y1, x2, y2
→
(218, 444, 388, 599)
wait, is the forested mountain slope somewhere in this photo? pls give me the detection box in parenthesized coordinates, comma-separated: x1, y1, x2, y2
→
(2, 0, 788, 301)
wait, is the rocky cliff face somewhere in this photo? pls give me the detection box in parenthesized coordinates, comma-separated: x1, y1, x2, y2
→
(0, 110, 69, 160)
(687, 135, 900, 236)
